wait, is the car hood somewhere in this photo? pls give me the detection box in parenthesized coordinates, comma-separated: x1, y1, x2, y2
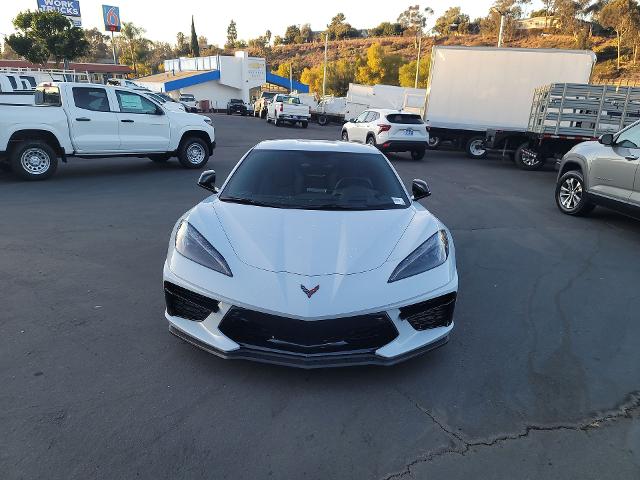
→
(211, 200, 416, 276)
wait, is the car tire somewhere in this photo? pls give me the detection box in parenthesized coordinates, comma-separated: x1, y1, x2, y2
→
(10, 140, 58, 181)
(555, 170, 595, 216)
(261, 109, 267, 119)
(341, 130, 349, 141)
(465, 136, 487, 159)
(148, 154, 172, 163)
(366, 135, 376, 147)
(274, 117, 281, 127)
(302, 121, 308, 129)
(411, 149, 426, 160)
(177, 137, 209, 169)
(514, 142, 545, 170)
(318, 114, 328, 126)
(427, 136, 441, 149)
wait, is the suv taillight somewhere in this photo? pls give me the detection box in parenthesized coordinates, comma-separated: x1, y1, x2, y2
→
(378, 124, 391, 134)
(279, 104, 283, 112)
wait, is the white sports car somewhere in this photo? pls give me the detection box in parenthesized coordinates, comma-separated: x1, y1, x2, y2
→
(163, 140, 458, 368)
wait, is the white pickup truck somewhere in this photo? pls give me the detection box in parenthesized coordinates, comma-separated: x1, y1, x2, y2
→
(266, 94, 310, 128)
(0, 82, 215, 180)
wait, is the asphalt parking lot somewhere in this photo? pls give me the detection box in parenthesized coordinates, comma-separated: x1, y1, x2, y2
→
(1, 113, 639, 479)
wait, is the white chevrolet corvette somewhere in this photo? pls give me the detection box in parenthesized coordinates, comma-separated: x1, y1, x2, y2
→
(163, 140, 458, 368)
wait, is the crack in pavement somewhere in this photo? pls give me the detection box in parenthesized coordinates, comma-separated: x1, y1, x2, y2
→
(384, 390, 640, 480)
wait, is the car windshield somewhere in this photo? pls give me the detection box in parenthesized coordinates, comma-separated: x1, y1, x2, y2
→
(219, 149, 410, 211)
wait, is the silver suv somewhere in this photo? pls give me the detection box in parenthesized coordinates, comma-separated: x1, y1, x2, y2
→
(555, 121, 640, 217)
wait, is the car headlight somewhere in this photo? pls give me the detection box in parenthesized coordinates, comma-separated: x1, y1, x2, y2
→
(388, 230, 449, 283)
(175, 221, 232, 277)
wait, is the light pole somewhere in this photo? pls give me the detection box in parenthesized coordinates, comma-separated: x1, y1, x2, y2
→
(414, 32, 422, 89)
(322, 33, 328, 97)
(492, 8, 507, 48)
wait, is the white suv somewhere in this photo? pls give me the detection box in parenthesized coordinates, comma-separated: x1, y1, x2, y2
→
(341, 109, 429, 160)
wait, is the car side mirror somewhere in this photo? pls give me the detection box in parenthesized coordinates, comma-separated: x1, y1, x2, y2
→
(599, 133, 614, 146)
(411, 179, 431, 201)
(198, 170, 218, 193)
(347, 118, 355, 124)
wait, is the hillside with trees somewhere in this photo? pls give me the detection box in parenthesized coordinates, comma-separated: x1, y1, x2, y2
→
(3, 1, 640, 94)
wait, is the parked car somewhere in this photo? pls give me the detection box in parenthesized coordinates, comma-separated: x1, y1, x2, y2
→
(163, 140, 457, 368)
(226, 99, 248, 116)
(179, 93, 198, 112)
(341, 109, 429, 160)
(266, 94, 310, 128)
(0, 82, 216, 180)
(144, 92, 186, 112)
(106, 78, 150, 92)
(555, 122, 640, 218)
(253, 91, 277, 118)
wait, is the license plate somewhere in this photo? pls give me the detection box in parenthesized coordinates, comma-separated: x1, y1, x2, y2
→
(404, 129, 414, 136)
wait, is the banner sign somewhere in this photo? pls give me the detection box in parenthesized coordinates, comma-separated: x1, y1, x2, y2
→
(37, 0, 82, 27)
(102, 5, 121, 33)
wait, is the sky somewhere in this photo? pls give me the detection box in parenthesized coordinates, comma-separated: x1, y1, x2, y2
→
(1, 0, 544, 47)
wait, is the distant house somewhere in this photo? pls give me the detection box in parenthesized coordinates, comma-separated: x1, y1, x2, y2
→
(516, 16, 557, 30)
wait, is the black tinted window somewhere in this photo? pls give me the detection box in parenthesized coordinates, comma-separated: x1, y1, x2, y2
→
(73, 87, 110, 112)
(386, 114, 424, 124)
(220, 149, 409, 211)
(116, 91, 159, 114)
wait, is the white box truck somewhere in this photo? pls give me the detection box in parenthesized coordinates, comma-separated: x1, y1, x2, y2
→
(424, 46, 596, 165)
(345, 83, 427, 122)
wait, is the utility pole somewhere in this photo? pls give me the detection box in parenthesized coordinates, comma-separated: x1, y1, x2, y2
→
(492, 8, 506, 48)
(414, 32, 422, 89)
(289, 62, 293, 92)
(322, 33, 328, 97)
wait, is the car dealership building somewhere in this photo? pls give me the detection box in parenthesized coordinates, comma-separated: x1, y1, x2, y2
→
(136, 52, 309, 110)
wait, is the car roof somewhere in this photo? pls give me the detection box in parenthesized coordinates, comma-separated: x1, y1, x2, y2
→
(254, 139, 380, 153)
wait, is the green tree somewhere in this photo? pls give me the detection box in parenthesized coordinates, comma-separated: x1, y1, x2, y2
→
(326, 13, 359, 40)
(480, 0, 531, 41)
(355, 43, 402, 86)
(6, 10, 89, 66)
(176, 32, 190, 56)
(397, 5, 434, 46)
(599, 0, 640, 68)
(284, 25, 301, 44)
(300, 24, 313, 43)
(370, 22, 405, 37)
(300, 58, 357, 96)
(81, 28, 110, 62)
(1, 40, 20, 59)
(190, 16, 200, 57)
(433, 7, 471, 35)
(399, 57, 430, 88)
(226, 20, 238, 49)
(119, 22, 147, 75)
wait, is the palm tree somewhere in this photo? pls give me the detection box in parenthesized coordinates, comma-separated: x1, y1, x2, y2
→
(120, 22, 145, 75)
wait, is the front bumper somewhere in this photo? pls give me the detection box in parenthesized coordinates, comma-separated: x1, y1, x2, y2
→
(163, 261, 457, 368)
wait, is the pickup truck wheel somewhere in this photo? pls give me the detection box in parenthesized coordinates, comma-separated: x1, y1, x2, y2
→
(178, 138, 209, 169)
(465, 136, 487, 159)
(261, 109, 267, 119)
(10, 141, 58, 181)
(148, 154, 171, 163)
(366, 135, 376, 147)
(555, 170, 595, 216)
(318, 115, 328, 126)
(274, 117, 281, 127)
(514, 142, 545, 170)
(341, 130, 349, 141)
(411, 149, 426, 160)
(302, 121, 308, 129)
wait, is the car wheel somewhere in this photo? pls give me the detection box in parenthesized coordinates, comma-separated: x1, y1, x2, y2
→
(318, 114, 328, 126)
(341, 130, 349, 141)
(555, 170, 595, 216)
(148, 154, 171, 163)
(411, 149, 426, 160)
(302, 121, 308, 129)
(366, 135, 376, 147)
(178, 137, 209, 169)
(427, 136, 441, 149)
(274, 117, 281, 127)
(226, 109, 231, 115)
(465, 136, 487, 159)
(515, 142, 545, 170)
(10, 141, 58, 181)
(261, 109, 267, 119)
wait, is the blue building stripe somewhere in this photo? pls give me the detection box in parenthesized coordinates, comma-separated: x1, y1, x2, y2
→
(164, 70, 221, 92)
(266, 72, 309, 93)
